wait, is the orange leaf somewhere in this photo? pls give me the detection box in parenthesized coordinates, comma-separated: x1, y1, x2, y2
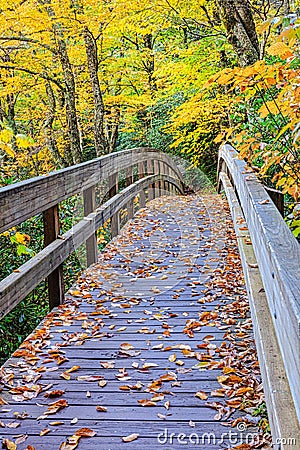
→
(74, 428, 97, 437)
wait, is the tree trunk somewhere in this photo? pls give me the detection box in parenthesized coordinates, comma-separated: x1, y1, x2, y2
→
(143, 34, 157, 92)
(83, 27, 108, 156)
(57, 37, 83, 164)
(40, 0, 83, 164)
(283, 0, 291, 15)
(218, 0, 259, 67)
(44, 82, 68, 168)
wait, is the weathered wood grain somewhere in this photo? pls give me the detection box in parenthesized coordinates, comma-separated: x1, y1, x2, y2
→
(218, 144, 300, 424)
(0, 147, 183, 233)
(43, 205, 65, 308)
(0, 194, 264, 449)
(83, 185, 98, 267)
(219, 171, 300, 448)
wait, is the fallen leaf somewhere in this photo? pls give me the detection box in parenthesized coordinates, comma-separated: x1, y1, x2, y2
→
(168, 354, 176, 362)
(138, 399, 157, 407)
(195, 391, 208, 400)
(40, 428, 51, 436)
(120, 343, 134, 350)
(122, 433, 139, 442)
(44, 390, 65, 398)
(2, 439, 17, 450)
(74, 428, 97, 437)
(96, 405, 107, 412)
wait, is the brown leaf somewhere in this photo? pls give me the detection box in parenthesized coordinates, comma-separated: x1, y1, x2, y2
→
(2, 439, 17, 450)
(96, 405, 107, 412)
(44, 390, 65, 398)
(74, 428, 97, 437)
(120, 343, 134, 350)
(60, 435, 81, 450)
(138, 399, 157, 407)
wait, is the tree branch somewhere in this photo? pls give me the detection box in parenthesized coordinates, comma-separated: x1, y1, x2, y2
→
(0, 65, 65, 91)
(0, 36, 57, 55)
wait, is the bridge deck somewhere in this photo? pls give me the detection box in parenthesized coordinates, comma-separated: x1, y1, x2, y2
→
(0, 195, 266, 449)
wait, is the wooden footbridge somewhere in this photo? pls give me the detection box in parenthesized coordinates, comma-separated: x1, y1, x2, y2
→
(0, 146, 299, 449)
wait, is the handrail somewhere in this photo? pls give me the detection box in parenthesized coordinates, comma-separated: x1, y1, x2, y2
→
(0, 148, 184, 317)
(217, 144, 300, 428)
(0, 147, 183, 233)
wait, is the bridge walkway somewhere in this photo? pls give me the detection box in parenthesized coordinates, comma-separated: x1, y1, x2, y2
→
(0, 194, 266, 449)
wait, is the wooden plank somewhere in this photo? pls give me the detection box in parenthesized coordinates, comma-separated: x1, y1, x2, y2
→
(125, 166, 134, 219)
(0, 428, 248, 450)
(153, 159, 160, 198)
(0, 175, 183, 318)
(220, 171, 300, 448)
(83, 185, 98, 267)
(218, 145, 300, 422)
(0, 194, 263, 449)
(0, 148, 183, 233)
(43, 205, 64, 308)
(108, 172, 120, 237)
(147, 158, 154, 201)
(138, 161, 146, 208)
(0, 405, 233, 422)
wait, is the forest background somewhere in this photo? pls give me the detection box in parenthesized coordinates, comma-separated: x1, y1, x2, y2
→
(0, 0, 299, 361)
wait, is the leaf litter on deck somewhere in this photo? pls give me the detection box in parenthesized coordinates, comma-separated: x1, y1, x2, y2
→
(0, 195, 271, 449)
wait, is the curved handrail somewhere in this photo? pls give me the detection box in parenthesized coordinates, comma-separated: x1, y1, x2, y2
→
(0, 147, 183, 233)
(217, 143, 300, 426)
(0, 148, 184, 318)
(0, 173, 182, 319)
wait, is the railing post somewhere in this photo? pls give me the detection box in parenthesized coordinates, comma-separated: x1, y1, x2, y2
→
(153, 159, 160, 198)
(163, 163, 169, 195)
(147, 159, 154, 201)
(83, 186, 98, 266)
(138, 161, 146, 208)
(109, 173, 120, 237)
(265, 187, 285, 217)
(126, 166, 134, 220)
(43, 205, 64, 309)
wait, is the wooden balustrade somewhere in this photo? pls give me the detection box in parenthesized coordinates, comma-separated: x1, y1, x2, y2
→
(217, 144, 300, 443)
(0, 148, 184, 318)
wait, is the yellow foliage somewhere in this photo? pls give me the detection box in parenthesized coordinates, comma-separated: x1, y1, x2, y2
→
(267, 42, 293, 59)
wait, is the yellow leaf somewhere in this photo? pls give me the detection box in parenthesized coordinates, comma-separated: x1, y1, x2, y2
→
(267, 42, 293, 59)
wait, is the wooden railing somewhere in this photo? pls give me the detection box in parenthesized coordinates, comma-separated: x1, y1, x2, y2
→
(218, 144, 300, 443)
(0, 147, 184, 318)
